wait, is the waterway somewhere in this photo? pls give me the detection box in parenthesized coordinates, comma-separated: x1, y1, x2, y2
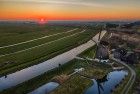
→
(85, 70, 128, 94)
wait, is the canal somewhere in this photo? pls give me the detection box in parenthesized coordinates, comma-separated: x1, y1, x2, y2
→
(85, 70, 128, 94)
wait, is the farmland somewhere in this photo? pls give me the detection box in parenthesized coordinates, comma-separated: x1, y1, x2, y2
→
(0, 24, 75, 46)
(0, 24, 99, 76)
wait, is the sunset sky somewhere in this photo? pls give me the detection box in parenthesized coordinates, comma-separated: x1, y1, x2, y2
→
(0, 0, 140, 21)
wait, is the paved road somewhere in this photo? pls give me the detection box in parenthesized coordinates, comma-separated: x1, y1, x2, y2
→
(0, 28, 78, 49)
(0, 30, 107, 91)
(111, 56, 136, 94)
(0, 29, 84, 58)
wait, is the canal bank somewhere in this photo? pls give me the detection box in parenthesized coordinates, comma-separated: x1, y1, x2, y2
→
(111, 57, 136, 94)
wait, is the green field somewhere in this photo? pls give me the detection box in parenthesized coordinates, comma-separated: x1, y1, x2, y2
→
(0, 28, 81, 55)
(50, 75, 92, 94)
(0, 24, 74, 46)
(78, 46, 96, 58)
(0, 25, 99, 75)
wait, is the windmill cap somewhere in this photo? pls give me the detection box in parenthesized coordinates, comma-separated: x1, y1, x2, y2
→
(100, 41, 109, 46)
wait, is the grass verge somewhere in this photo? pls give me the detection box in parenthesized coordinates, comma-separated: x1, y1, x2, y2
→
(78, 46, 96, 58)
(112, 71, 130, 94)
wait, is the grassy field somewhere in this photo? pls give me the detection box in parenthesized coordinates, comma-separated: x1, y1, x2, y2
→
(0, 29, 98, 76)
(79, 65, 110, 79)
(50, 75, 92, 94)
(0, 24, 75, 46)
(0, 28, 81, 55)
(78, 46, 96, 58)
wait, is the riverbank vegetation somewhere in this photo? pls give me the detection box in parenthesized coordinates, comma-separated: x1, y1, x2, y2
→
(130, 64, 140, 94)
(112, 71, 130, 94)
(1, 59, 92, 94)
(135, 64, 140, 78)
(79, 64, 110, 79)
(50, 75, 92, 94)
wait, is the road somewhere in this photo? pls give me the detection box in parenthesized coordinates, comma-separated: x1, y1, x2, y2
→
(0, 30, 107, 91)
(111, 56, 136, 94)
(0, 29, 84, 58)
(0, 28, 78, 49)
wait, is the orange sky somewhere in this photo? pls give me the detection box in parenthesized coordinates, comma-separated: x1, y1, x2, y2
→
(0, 0, 140, 20)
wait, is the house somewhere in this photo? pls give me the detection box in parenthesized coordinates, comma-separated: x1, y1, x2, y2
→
(133, 48, 140, 62)
(125, 51, 138, 64)
(113, 48, 138, 64)
(113, 47, 127, 59)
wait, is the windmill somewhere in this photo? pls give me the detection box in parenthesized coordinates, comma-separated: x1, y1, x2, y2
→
(92, 24, 109, 62)
(91, 24, 102, 58)
(92, 30, 102, 60)
(79, 24, 109, 64)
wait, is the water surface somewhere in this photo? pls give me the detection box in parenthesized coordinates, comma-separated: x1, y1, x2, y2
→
(85, 70, 128, 94)
(29, 82, 59, 94)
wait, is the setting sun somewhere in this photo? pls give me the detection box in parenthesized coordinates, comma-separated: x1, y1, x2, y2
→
(38, 18, 47, 24)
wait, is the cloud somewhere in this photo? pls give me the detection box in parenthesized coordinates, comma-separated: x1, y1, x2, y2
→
(1, 0, 105, 7)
